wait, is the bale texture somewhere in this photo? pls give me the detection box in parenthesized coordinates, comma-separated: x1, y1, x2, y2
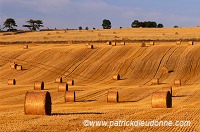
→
(188, 41, 194, 45)
(10, 63, 17, 69)
(85, 43, 90, 46)
(65, 91, 75, 102)
(176, 41, 181, 45)
(107, 91, 119, 103)
(151, 78, 159, 85)
(161, 67, 169, 74)
(88, 45, 94, 49)
(34, 81, 44, 90)
(55, 77, 62, 83)
(152, 91, 172, 108)
(141, 43, 150, 47)
(111, 42, 116, 46)
(67, 79, 74, 86)
(23, 45, 28, 49)
(58, 83, 68, 92)
(24, 91, 51, 115)
(8, 79, 16, 85)
(16, 65, 22, 71)
(121, 42, 125, 45)
(174, 79, 181, 86)
(113, 74, 120, 80)
(162, 87, 172, 95)
(150, 41, 155, 45)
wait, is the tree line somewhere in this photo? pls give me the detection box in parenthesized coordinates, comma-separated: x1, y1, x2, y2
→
(2, 18, 164, 31)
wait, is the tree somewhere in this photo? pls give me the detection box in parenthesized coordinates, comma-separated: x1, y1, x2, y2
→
(78, 26, 82, 30)
(3, 18, 17, 31)
(131, 20, 139, 28)
(23, 19, 43, 31)
(85, 27, 89, 30)
(131, 20, 163, 28)
(157, 23, 164, 28)
(102, 19, 111, 29)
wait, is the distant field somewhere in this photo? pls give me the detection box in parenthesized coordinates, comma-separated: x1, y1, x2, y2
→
(0, 28, 200, 131)
(1, 27, 200, 43)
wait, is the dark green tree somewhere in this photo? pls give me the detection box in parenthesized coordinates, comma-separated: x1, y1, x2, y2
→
(157, 23, 164, 28)
(85, 26, 89, 30)
(78, 26, 82, 30)
(102, 19, 111, 29)
(23, 19, 43, 31)
(3, 18, 17, 31)
(131, 20, 139, 28)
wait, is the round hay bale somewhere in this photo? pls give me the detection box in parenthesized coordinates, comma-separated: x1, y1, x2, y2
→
(85, 43, 90, 46)
(162, 86, 172, 95)
(151, 78, 159, 85)
(64, 91, 75, 102)
(150, 41, 155, 45)
(55, 77, 62, 83)
(67, 79, 74, 86)
(16, 65, 22, 71)
(152, 91, 172, 108)
(121, 42, 125, 45)
(161, 67, 169, 74)
(107, 41, 112, 45)
(188, 41, 194, 45)
(141, 43, 146, 47)
(113, 74, 120, 80)
(111, 42, 116, 46)
(8, 79, 16, 85)
(34, 81, 44, 90)
(176, 40, 181, 45)
(174, 79, 181, 86)
(24, 91, 51, 115)
(107, 91, 119, 103)
(10, 63, 17, 69)
(23, 45, 28, 49)
(88, 45, 94, 49)
(58, 83, 68, 92)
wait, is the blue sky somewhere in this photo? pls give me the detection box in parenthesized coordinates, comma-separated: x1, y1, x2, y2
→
(1, 0, 200, 29)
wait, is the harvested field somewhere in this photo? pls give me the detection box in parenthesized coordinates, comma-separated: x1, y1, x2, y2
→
(0, 28, 200, 131)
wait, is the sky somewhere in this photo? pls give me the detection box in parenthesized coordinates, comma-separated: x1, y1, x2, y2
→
(0, 0, 200, 30)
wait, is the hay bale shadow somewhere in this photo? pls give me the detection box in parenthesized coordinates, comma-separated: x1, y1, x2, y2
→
(52, 112, 103, 116)
(119, 100, 137, 103)
(172, 95, 191, 98)
(76, 100, 96, 102)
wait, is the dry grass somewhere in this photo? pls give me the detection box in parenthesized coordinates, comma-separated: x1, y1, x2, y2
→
(1, 28, 200, 131)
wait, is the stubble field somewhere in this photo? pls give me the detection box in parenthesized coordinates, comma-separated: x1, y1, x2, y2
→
(0, 28, 200, 131)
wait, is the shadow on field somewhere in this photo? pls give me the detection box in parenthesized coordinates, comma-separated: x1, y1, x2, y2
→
(76, 100, 96, 102)
(52, 112, 103, 116)
(172, 95, 191, 98)
(119, 101, 137, 103)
